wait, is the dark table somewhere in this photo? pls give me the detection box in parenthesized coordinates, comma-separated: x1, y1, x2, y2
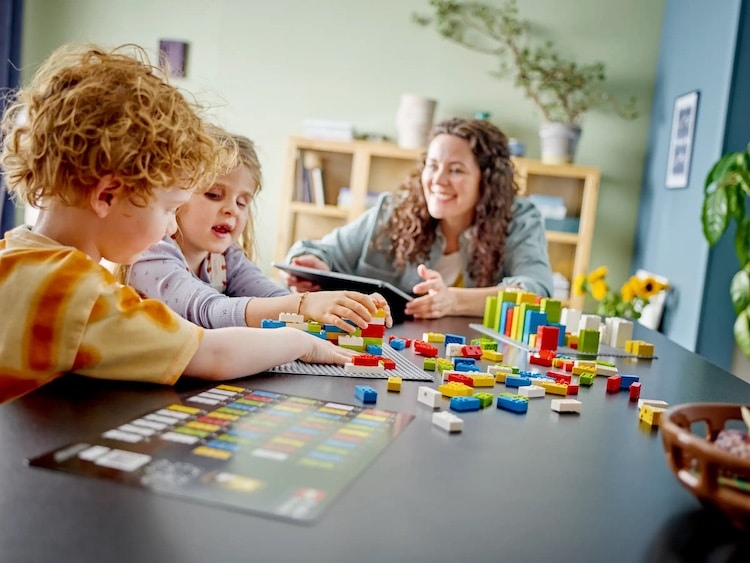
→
(2, 317, 750, 562)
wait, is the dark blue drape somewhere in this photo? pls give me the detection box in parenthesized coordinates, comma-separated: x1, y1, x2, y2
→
(1, 0, 23, 235)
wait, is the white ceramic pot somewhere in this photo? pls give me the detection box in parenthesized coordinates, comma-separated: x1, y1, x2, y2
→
(396, 94, 437, 149)
(539, 122, 581, 164)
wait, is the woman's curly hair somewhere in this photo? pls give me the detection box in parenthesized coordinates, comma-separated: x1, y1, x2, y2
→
(377, 117, 518, 287)
(0, 43, 227, 208)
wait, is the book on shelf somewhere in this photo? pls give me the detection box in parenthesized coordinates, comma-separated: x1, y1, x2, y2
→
(302, 152, 325, 207)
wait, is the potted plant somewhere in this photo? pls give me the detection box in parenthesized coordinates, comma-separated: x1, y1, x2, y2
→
(702, 143, 750, 357)
(412, 0, 637, 163)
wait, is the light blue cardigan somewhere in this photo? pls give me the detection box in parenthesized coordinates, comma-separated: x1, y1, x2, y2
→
(286, 193, 553, 297)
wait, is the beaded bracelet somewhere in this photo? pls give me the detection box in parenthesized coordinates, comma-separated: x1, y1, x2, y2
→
(296, 291, 309, 318)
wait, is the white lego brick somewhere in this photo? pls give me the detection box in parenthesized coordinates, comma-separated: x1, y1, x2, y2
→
(338, 335, 364, 347)
(595, 364, 618, 377)
(344, 362, 385, 374)
(637, 399, 669, 410)
(278, 312, 304, 323)
(487, 365, 513, 376)
(368, 316, 386, 325)
(432, 411, 464, 432)
(610, 318, 634, 348)
(445, 343, 463, 357)
(517, 384, 545, 398)
(285, 322, 309, 331)
(417, 386, 442, 409)
(560, 308, 581, 335)
(551, 399, 582, 413)
(578, 314, 601, 332)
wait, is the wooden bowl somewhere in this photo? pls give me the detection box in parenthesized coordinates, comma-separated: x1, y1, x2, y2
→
(661, 403, 750, 531)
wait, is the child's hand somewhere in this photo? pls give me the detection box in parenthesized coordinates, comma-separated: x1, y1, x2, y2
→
(405, 264, 457, 319)
(299, 334, 358, 365)
(283, 255, 329, 292)
(301, 290, 392, 332)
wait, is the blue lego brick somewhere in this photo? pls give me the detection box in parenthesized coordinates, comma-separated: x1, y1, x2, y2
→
(498, 301, 515, 333)
(619, 374, 640, 389)
(454, 363, 480, 372)
(505, 375, 532, 388)
(449, 396, 481, 412)
(354, 385, 378, 404)
(261, 319, 286, 329)
(389, 338, 406, 351)
(366, 344, 383, 355)
(323, 324, 347, 333)
(444, 333, 467, 345)
(522, 310, 548, 343)
(309, 330, 327, 339)
(453, 357, 477, 369)
(497, 393, 529, 414)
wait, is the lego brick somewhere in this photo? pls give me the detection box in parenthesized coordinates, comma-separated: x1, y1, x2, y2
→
(496, 393, 529, 414)
(606, 375, 622, 393)
(445, 343, 463, 357)
(354, 385, 377, 403)
(629, 382, 641, 401)
(260, 319, 285, 329)
(438, 382, 473, 397)
(578, 372, 596, 386)
(473, 392, 494, 408)
(278, 312, 304, 323)
(639, 404, 666, 426)
(449, 396, 481, 412)
(505, 375, 532, 388)
(352, 354, 380, 367)
(638, 399, 669, 410)
(432, 411, 464, 433)
(417, 386, 442, 409)
(389, 338, 406, 351)
(551, 399, 582, 413)
(470, 373, 495, 387)
(517, 384, 545, 398)
(387, 376, 402, 393)
(344, 363, 385, 374)
(423, 357, 437, 372)
(365, 344, 383, 355)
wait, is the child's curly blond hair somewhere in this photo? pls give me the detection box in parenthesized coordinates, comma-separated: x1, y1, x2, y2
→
(0, 43, 228, 208)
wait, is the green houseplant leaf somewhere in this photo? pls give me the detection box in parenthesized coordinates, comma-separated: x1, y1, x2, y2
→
(703, 143, 750, 359)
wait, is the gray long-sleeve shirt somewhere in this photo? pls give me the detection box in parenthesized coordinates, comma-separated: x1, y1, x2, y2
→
(128, 238, 289, 328)
(286, 194, 553, 297)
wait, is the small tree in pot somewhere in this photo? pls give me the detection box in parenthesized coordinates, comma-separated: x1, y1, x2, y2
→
(412, 0, 637, 163)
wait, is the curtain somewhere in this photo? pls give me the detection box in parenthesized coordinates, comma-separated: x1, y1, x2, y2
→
(0, 0, 23, 235)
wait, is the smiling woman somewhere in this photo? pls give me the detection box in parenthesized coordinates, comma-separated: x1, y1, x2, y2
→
(284, 117, 554, 320)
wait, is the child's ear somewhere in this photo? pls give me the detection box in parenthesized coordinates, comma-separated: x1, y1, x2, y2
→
(90, 175, 124, 218)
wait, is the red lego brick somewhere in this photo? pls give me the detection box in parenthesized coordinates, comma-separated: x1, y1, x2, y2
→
(566, 383, 579, 396)
(529, 353, 553, 367)
(537, 326, 559, 351)
(361, 324, 387, 338)
(461, 345, 483, 359)
(606, 375, 622, 393)
(629, 382, 641, 401)
(547, 370, 572, 384)
(352, 354, 380, 366)
(414, 340, 439, 357)
(447, 373, 474, 386)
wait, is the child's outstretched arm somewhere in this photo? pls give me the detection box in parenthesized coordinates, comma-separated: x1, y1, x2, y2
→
(244, 291, 393, 331)
(184, 327, 356, 380)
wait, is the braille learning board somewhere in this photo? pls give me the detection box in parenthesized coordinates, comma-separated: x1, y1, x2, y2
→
(29, 384, 414, 523)
(267, 344, 434, 381)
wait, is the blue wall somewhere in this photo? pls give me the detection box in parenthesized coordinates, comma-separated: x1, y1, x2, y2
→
(633, 0, 743, 369)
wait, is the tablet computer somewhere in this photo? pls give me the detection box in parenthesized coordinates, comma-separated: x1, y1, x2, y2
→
(272, 262, 414, 324)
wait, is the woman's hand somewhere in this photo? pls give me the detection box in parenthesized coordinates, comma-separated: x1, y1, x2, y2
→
(301, 290, 393, 332)
(282, 255, 329, 292)
(405, 264, 458, 319)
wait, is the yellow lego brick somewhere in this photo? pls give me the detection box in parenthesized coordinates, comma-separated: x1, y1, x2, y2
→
(471, 374, 495, 387)
(528, 334, 537, 348)
(541, 381, 568, 396)
(374, 308, 387, 318)
(481, 349, 504, 362)
(438, 382, 473, 397)
(625, 340, 636, 354)
(566, 335, 579, 348)
(387, 376, 402, 392)
(422, 332, 446, 344)
(639, 404, 666, 426)
(637, 342, 655, 356)
(515, 291, 537, 305)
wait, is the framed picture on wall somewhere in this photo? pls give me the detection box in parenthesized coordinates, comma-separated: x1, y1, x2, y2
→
(665, 90, 700, 189)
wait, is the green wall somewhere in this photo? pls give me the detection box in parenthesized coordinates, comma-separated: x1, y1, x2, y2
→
(20, 0, 665, 284)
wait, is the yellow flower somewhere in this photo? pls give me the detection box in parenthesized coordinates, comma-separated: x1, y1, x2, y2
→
(639, 276, 668, 299)
(591, 279, 608, 301)
(573, 274, 586, 296)
(587, 266, 608, 284)
(620, 279, 636, 301)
